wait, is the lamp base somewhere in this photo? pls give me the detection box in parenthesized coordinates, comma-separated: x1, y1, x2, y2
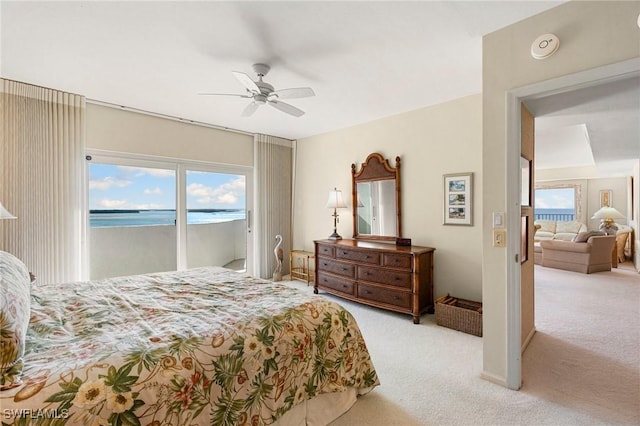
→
(328, 231, 342, 240)
(599, 220, 618, 235)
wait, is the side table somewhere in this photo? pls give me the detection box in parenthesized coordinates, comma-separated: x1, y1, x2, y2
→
(290, 250, 314, 285)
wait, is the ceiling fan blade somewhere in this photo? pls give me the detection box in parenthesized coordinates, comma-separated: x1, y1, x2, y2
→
(241, 102, 260, 117)
(268, 100, 305, 117)
(198, 93, 252, 98)
(269, 87, 315, 100)
(232, 71, 261, 94)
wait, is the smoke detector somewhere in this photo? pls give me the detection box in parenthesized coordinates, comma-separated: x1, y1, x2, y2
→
(531, 33, 560, 60)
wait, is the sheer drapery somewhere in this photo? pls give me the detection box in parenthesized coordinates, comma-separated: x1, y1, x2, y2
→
(253, 134, 292, 279)
(0, 79, 86, 283)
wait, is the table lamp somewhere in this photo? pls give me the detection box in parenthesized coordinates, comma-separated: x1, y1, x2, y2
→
(591, 206, 624, 235)
(326, 187, 348, 240)
(0, 201, 16, 219)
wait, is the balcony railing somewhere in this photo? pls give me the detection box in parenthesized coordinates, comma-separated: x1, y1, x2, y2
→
(90, 220, 246, 280)
(534, 213, 576, 221)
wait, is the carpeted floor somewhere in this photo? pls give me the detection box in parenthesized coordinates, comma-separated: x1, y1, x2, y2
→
(285, 261, 640, 425)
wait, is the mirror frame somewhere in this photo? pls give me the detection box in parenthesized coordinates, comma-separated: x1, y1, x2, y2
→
(352, 152, 402, 241)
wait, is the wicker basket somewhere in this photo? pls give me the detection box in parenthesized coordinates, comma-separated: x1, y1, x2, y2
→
(435, 294, 483, 337)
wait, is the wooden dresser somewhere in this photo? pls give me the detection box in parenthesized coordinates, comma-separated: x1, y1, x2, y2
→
(314, 239, 435, 324)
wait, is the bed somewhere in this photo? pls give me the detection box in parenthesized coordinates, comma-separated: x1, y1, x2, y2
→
(0, 250, 379, 425)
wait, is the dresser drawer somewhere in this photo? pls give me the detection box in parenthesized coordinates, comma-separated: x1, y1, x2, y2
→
(382, 253, 412, 270)
(336, 248, 379, 264)
(358, 266, 412, 289)
(317, 272, 355, 295)
(316, 244, 335, 258)
(317, 258, 356, 279)
(358, 283, 411, 309)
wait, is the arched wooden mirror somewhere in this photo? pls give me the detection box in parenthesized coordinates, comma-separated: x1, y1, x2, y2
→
(352, 153, 401, 241)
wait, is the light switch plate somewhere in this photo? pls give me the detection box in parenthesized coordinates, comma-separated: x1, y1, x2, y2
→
(493, 229, 506, 247)
(493, 212, 505, 228)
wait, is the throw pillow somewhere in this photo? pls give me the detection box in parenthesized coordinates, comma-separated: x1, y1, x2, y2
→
(0, 250, 31, 390)
(573, 231, 605, 243)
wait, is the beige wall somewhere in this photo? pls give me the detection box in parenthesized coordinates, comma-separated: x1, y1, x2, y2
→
(295, 94, 483, 302)
(482, 1, 640, 384)
(87, 103, 254, 165)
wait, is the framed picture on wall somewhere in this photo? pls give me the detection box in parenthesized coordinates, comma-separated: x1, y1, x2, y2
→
(600, 189, 612, 208)
(443, 172, 473, 226)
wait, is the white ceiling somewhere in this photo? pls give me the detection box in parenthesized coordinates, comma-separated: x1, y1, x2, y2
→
(2, 1, 637, 178)
(1, 0, 563, 140)
(527, 75, 640, 178)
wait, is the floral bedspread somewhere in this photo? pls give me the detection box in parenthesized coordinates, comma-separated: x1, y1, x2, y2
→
(1, 267, 379, 425)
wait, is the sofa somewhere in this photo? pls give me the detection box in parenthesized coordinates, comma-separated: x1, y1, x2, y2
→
(540, 235, 616, 273)
(534, 220, 587, 242)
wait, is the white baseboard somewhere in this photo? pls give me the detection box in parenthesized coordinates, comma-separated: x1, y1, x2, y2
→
(480, 371, 509, 388)
(521, 327, 536, 352)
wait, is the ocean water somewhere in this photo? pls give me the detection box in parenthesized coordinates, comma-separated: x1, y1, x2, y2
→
(90, 210, 245, 228)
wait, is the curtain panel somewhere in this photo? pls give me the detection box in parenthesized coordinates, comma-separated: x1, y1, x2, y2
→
(253, 134, 293, 279)
(0, 79, 86, 283)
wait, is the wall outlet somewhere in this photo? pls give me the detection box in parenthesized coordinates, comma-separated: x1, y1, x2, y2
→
(493, 229, 506, 247)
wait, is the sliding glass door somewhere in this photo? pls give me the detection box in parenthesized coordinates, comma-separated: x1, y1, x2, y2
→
(184, 170, 247, 271)
(88, 161, 177, 279)
(88, 153, 252, 279)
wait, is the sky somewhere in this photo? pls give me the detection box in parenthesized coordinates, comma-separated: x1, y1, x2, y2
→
(535, 187, 575, 210)
(89, 164, 245, 210)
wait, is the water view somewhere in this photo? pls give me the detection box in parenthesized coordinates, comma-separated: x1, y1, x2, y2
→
(90, 209, 245, 227)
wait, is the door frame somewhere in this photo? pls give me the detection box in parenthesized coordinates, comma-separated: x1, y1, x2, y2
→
(505, 57, 640, 390)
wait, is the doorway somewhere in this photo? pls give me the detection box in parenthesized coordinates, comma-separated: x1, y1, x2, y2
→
(506, 58, 640, 390)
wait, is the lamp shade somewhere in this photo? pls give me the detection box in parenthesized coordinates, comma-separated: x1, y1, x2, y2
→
(591, 206, 625, 220)
(326, 188, 348, 209)
(0, 201, 16, 219)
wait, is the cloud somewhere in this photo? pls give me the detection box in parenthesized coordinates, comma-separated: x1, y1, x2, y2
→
(186, 177, 245, 205)
(96, 199, 128, 209)
(89, 177, 132, 191)
(118, 166, 174, 178)
(144, 187, 162, 195)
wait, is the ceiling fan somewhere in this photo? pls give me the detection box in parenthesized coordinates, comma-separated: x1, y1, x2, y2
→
(200, 63, 315, 117)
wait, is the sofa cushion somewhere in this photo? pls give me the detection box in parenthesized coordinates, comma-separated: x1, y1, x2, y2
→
(536, 220, 556, 233)
(555, 232, 580, 241)
(535, 231, 555, 241)
(0, 250, 31, 390)
(556, 221, 583, 234)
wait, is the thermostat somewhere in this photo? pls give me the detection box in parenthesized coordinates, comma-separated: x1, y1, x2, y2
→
(531, 33, 560, 60)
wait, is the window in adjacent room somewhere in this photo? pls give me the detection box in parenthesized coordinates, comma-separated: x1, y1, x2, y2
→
(534, 185, 578, 221)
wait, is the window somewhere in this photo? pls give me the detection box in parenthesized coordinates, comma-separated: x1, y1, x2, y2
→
(87, 153, 251, 279)
(534, 185, 579, 221)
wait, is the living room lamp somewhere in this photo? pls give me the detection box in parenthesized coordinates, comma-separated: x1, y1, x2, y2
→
(0, 201, 16, 219)
(591, 205, 624, 234)
(326, 187, 348, 240)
